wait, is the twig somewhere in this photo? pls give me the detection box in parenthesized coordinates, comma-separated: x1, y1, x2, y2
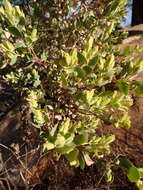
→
(0, 144, 32, 176)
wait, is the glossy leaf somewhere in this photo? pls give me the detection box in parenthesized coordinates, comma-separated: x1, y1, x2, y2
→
(74, 133, 88, 145)
(120, 158, 133, 170)
(77, 52, 87, 65)
(8, 26, 22, 38)
(65, 149, 79, 162)
(127, 166, 140, 183)
(58, 144, 75, 154)
(79, 154, 85, 170)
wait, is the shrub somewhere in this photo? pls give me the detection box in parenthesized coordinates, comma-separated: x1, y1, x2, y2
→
(0, 0, 143, 168)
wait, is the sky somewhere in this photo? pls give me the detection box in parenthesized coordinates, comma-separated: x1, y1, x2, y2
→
(121, 0, 132, 26)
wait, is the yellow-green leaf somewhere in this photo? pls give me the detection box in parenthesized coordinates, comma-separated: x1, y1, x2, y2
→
(43, 141, 55, 151)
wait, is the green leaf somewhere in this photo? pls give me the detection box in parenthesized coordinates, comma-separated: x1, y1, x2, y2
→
(61, 51, 71, 66)
(31, 28, 38, 42)
(59, 57, 68, 67)
(104, 135, 115, 144)
(116, 80, 129, 95)
(65, 149, 79, 162)
(74, 66, 86, 78)
(79, 154, 85, 170)
(69, 160, 79, 166)
(65, 133, 75, 144)
(8, 26, 22, 38)
(15, 41, 26, 48)
(106, 168, 114, 183)
(33, 109, 45, 125)
(71, 49, 78, 65)
(3, 1, 12, 14)
(83, 66, 92, 75)
(74, 133, 88, 145)
(49, 125, 58, 137)
(123, 47, 130, 56)
(18, 16, 25, 26)
(10, 55, 17, 65)
(120, 158, 133, 170)
(59, 118, 71, 135)
(127, 166, 140, 183)
(61, 73, 68, 86)
(77, 52, 87, 64)
(84, 37, 94, 52)
(86, 90, 95, 105)
(0, 41, 14, 52)
(43, 141, 55, 151)
(89, 55, 99, 66)
(55, 134, 65, 148)
(106, 54, 115, 70)
(135, 83, 143, 96)
(58, 144, 75, 154)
